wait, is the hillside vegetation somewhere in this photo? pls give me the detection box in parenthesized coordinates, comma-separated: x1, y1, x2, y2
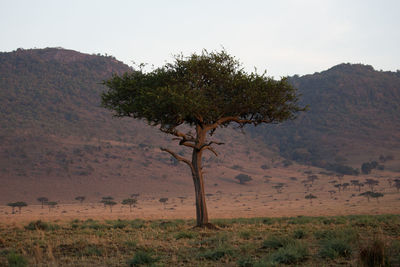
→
(253, 64, 400, 169)
(1, 48, 400, 202)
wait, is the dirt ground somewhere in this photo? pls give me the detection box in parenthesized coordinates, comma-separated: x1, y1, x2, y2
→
(2, 166, 399, 225)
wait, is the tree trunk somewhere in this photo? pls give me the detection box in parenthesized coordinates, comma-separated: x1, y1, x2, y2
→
(191, 126, 211, 228)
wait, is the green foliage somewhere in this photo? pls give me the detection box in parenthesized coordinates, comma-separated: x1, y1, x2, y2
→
(262, 235, 294, 249)
(102, 49, 304, 129)
(75, 196, 85, 203)
(293, 229, 307, 239)
(121, 198, 137, 206)
(81, 244, 103, 257)
(359, 238, 387, 267)
(237, 256, 255, 267)
(127, 251, 158, 266)
(319, 238, 352, 259)
(235, 174, 253, 185)
(25, 220, 59, 231)
(361, 161, 383, 174)
(175, 231, 196, 240)
(268, 242, 309, 264)
(7, 252, 28, 267)
(325, 163, 360, 175)
(196, 246, 234, 261)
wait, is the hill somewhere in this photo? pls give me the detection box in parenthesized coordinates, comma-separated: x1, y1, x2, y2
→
(0, 48, 278, 203)
(1, 48, 399, 204)
(252, 63, 400, 171)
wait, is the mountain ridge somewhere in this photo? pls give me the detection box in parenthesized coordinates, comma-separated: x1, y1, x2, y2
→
(1, 47, 399, 202)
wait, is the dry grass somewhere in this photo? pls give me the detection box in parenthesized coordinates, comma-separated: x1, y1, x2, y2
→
(0, 215, 399, 266)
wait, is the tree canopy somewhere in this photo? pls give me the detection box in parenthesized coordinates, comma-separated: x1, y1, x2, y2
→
(102, 50, 304, 132)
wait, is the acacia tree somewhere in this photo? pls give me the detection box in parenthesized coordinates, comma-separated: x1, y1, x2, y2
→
(305, 194, 317, 205)
(101, 50, 305, 227)
(75, 196, 86, 204)
(122, 198, 137, 212)
(235, 174, 253, 185)
(37, 197, 48, 209)
(8, 202, 28, 214)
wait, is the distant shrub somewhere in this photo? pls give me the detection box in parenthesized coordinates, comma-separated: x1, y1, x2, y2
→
(127, 251, 158, 266)
(25, 220, 59, 231)
(260, 164, 269, 170)
(197, 246, 234, 261)
(237, 256, 255, 267)
(326, 163, 359, 175)
(235, 174, 253, 185)
(175, 231, 196, 240)
(268, 242, 308, 264)
(282, 159, 292, 167)
(359, 238, 387, 267)
(262, 235, 294, 249)
(232, 164, 243, 170)
(81, 244, 103, 256)
(319, 238, 352, 259)
(129, 219, 145, 229)
(7, 252, 28, 267)
(293, 229, 307, 239)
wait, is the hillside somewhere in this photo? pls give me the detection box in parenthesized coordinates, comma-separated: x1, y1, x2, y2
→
(252, 64, 400, 170)
(1, 48, 400, 204)
(0, 48, 278, 203)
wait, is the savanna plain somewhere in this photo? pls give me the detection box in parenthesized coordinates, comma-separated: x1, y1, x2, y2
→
(1, 164, 400, 266)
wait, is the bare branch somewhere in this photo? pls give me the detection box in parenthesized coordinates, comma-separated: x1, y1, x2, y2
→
(200, 141, 225, 151)
(199, 141, 224, 156)
(160, 147, 193, 171)
(204, 146, 218, 157)
(179, 140, 196, 148)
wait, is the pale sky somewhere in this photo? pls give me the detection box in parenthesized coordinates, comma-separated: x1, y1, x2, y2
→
(1, 0, 399, 77)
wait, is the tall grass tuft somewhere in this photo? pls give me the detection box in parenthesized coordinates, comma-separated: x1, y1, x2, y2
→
(7, 252, 28, 267)
(268, 242, 309, 264)
(319, 238, 352, 259)
(127, 251, 158, 266)
(359, 237, 387, 267)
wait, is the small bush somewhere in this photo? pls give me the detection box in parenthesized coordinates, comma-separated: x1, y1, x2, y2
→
(239, 231, 252, 240)
(7, 252, 28, 267)
(197, 246, 234, 261)
(268, 242, 308, 264)
(388, 240, 400, 266)
(109, 220, 128, 229)
(175, 231, 196, 240)
(237, 256, 254, 267)
(81, 245, 103, 256)
(293, 229, 306, 239)
(262, 235, 294, 249)
(359, 238, 387, 267)
(194, 233, 228, 247)
(25, 220, 59, 231)
(129, 219, 145, 229)
(124, 240, 137, 249)
(127, 251, 158, 266)
(319, 238, 352, 259)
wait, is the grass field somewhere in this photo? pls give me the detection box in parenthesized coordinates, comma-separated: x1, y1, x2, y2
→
(1, 214, 399, 266)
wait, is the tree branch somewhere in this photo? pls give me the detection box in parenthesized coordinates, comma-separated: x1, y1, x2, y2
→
(160, 147, 193, 171)
(204, 146, 218, 156)
(160, 127, 195, 142)
(199, 141, 224, 156)
(205, 116, 273, 131)
(200, 141, 225, 150)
